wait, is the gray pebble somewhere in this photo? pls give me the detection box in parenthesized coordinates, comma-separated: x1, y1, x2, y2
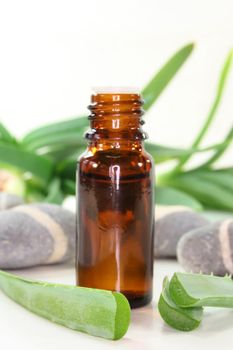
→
(154, 205, 209, 258)
(0, 203, 75, 269)
(177, 219, 233, 276)
(0, 192, 24, 210)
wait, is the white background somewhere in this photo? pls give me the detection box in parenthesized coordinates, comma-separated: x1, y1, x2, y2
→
(0, 0, 233, 166)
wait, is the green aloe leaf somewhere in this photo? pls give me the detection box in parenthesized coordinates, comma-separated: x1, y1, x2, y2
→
(62, 179, 75, 196)
(142, 43, 194, 111)
(145, 141, 223, 164)
(0, 142, 54, 185)
(22, 130, 86, 151)
(156, 186, 203, 210)
(0, 122, 17, 144)
(161, 169, 233, 211)
(145, 142, 194, 163)
(22, 116, 88, 151)
(176, 50, 233, 170)
(56, 155, 79, 181)
(193, 49, 233, 148)
(170, 272, 233, 308)
(25, 183, 46, 202)
(158, 276, 203, 331)
(194, 169, 233, 193)
(45, 178, 64, 204)
(22, 116, 88, 143)
(40, 145, 86, 162)
(0, 270, 130, 340)
(201, 126, 233, 168)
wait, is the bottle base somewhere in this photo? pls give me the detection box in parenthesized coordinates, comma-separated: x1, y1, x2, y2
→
(123, 292, 152, 309)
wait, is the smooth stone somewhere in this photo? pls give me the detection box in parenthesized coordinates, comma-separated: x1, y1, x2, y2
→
(177, 219, 233, 276)
(0, 203, 75, 269)
(0, 192, 24, 210)
(154, 205, 209, 258)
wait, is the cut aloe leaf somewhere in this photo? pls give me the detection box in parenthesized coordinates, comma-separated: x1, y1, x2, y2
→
(156, 186, 203, 210)
(142, 43, 194, 111)
(170, 272, 233, 308)
(158, 277, 203, 331)
(0, 270, 130, 340)
(0, 143, 54, 186)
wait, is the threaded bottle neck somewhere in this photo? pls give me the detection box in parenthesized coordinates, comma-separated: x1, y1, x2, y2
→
(86, 92, 147, 142)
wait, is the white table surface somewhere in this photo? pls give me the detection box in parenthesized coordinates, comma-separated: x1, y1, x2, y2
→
(1, 260, 233, 350)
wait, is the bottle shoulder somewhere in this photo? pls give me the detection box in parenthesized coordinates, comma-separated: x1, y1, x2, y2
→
(78, 149, 154, 176)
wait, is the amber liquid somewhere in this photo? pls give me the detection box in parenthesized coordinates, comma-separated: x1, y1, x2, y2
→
(76, 149, 154, 308)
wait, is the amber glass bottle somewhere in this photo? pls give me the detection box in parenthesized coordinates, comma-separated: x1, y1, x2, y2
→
(76, 91, 154, 308)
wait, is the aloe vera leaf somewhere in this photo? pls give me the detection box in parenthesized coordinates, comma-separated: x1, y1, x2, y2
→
(145, 142, 196, 163)
(175, 50, 233, 170)
(142, 43, 194, 111)
(44, 178, 64, 204)
(170, 272, 233, 308)
(56, 156, 78, 181)
(163, 171, 233, 211)
(0, 143, 54, 185)
(191, 50, 233, 148)
(62, 179, 76, 195)
(22, 116, 88, 145)
(146, 141, 224, 165)
(41, 145, 86, 162)
(0, 270, 130, 340)
(22, 130, 87, 151)
(194, 170, 233, 194)
(25, 186, 46, 202)
(156, 186, 203, 210)
(158, 277, 203, 331)
(201, 126, 233, 168)
(0, 122, 17, 144)
(216, 167, 233, 175)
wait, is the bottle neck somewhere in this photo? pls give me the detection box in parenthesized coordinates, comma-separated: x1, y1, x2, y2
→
(85, 92, 147, 151)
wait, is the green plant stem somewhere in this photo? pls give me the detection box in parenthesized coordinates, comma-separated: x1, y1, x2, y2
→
(142, 43, 194, 111)
(174, 50, 233, 171)
(200, 126, 233, 168)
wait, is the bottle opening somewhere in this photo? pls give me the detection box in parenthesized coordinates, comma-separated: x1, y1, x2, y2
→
(90, 90, 143, 106)
(92, 86, 140, 94)
(86, 90, 147, 141)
